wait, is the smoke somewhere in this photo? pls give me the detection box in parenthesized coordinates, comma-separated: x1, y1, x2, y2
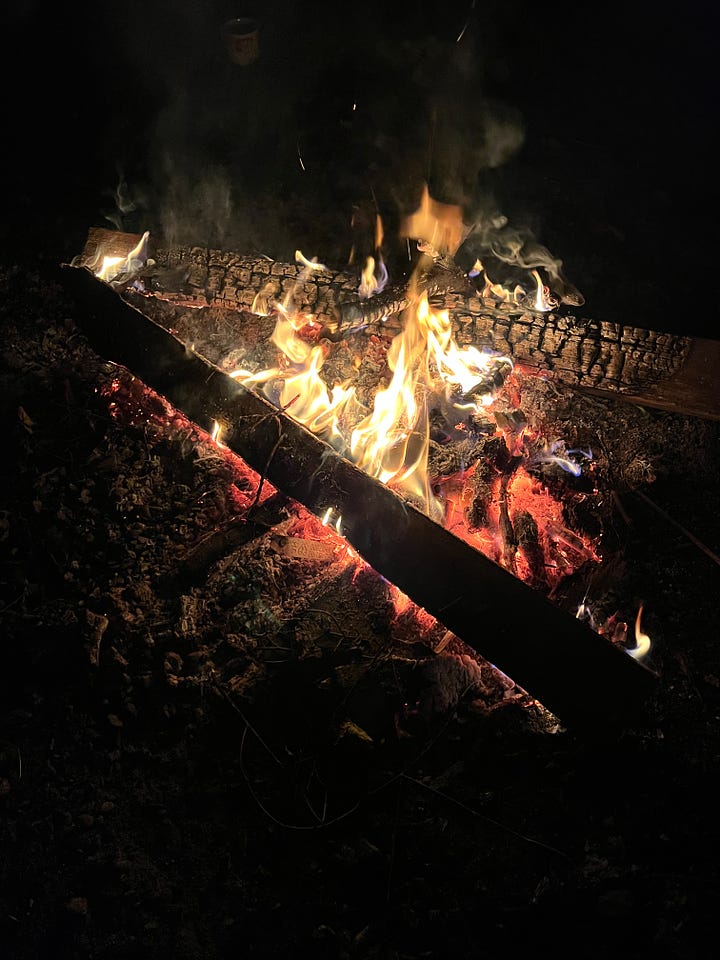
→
(457, 206, 585, 306)
(157, 164, 233, 249)
(88, 0, 576, 292)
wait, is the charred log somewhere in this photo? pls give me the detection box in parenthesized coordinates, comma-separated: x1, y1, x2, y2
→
(78, 229, 720, 421)
(514, 511, 546, 587)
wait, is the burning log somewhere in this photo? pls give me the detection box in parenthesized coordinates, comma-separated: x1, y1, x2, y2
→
(79, 228, 720, 421)
(61, 260, 656, 732)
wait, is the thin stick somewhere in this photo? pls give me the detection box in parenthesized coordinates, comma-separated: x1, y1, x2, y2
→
(401, 773, 572, 862)
(635, 490, 720, 567)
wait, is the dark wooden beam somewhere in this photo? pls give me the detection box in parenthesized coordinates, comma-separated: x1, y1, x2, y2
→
(60, 261, 657, 733)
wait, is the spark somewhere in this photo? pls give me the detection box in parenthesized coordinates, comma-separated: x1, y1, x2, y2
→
(456, 0, 476, 42)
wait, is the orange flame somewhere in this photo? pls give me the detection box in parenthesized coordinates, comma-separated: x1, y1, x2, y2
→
(95, 231, 150, 282)
(229, 286, 508, 518)
(400, 184, 467, 257)
(629, 604, 652, 660)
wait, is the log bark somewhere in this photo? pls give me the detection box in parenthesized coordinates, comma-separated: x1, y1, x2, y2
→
(78, 228, 720, 421)
(60, 260, 657, 733)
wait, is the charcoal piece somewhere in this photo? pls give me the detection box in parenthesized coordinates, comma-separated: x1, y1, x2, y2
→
(514, 510, 546, 586)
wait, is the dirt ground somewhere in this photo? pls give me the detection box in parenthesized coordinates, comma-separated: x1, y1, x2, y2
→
(2, 240, 720, 960)
(3, 4, 720, 958)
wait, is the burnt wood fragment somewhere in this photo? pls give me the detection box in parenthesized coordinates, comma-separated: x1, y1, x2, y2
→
(61, 261, 657, 732)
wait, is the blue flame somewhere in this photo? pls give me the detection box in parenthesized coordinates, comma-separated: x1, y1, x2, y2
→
(529, 441, 593, 477)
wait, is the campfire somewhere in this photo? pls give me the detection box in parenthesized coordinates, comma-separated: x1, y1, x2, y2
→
(62, 183, 720, 729)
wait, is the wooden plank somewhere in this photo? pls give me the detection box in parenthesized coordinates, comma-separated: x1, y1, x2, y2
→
(60, 261, 657, 733)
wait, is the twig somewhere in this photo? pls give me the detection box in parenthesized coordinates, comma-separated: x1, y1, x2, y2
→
(401, 773, 573, 862)
(238, 726, 361, 831)
(212, 680, 282, 767)
(612, 490, 633, 526)
(386, 781, 403, 904)
(246, 416, 284, 517)
(635, 490, 720, 567)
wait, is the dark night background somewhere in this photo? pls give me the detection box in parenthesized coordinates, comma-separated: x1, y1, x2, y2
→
(4, 0, 718, 336)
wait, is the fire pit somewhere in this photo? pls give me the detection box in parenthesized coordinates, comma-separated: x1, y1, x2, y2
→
(60, 196, 720, 730)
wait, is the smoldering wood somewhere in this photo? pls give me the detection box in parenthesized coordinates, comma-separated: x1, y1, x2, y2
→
(78, 228, 720, 421)
(61, 261, 657, 732)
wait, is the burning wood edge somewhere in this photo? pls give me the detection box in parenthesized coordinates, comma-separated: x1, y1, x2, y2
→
(333, 254, 474, 334)
(60, 262, 657, 734)
(79, 229, 720, 422)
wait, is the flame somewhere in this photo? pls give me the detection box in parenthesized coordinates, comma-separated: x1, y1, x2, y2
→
(295, 249, 327, 272)
(468, 260, 558, 311)
(358, 255, 389, 299)
(420, 296, 509, 405)
(221, 242, 603, 597)
(628, 604, 652, 660)
(474, 261, 524, 304)
(576, 601, 652, 657)
(529, 440, 593, 477)
(531, 270, 557, 312)
(95, 231, 150, 282)
(400, 184, 467, 257)
(230, 288, 510, 518)
(349, 305, 431, 504)
(374, 213, 384, 252)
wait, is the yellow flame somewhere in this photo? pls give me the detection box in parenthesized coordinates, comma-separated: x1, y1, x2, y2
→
(476, 266, 523, 304)
(95, 231, 150, 282)
(629, 604, 652, 660)
(421, 297, 506, 404)
(400, 184, 467, 257)
(471, 260, 557, 310)
(295, 250, 327, 272)
(530, 270, 557, 312)
(359, 256, 379, 299)
(350, 308, 430, 500)
(230, 289, 508, 518)
(374, 214, 384, 252)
